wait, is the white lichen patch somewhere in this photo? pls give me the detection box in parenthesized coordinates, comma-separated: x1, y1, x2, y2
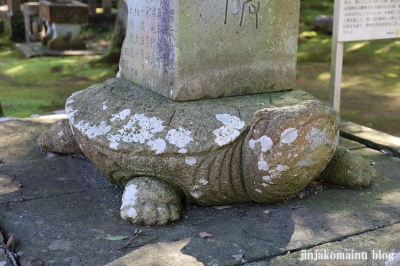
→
(191, 191, 203, 198)
(107, 114, 165, 150)
(102, 101, 108, 110)
(179, 149, 187, 154)
(57, 131, 64, 137)
(65, 98, 74, 106)
(213, 114, 245, 146)
(263, 175, 272, 182)
(255, 189, 262, 194)
(108, 134, 121, 150)
(65, 90, 82, 106)
(65, 90, 84, 124)
(65, 105, 78, 125)
(296, 158, 312, 167)
(185, 157, 197, 166)
(258, 155, 269, 171)
(147, 138, 167, 154)
(248, 136, 273, 172)
(75, 120, 111, 139)
(199, 178, 208, 185)
(110, 109, 131, 122)
(166, 127, 194, 150)
(280, 128, 298, 144)
(121, 184, 138, 219)
(190, 185, 203, 198)
(276, 164, 289, 172)
(261, 165, 289, 183)
(306, 127, 331, 150)
(249, 136, 273, 153)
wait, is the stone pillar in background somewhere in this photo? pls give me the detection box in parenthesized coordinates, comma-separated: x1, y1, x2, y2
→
(118, 0, 300, 101)
(88, 0, 96, 16)
(102, 0, 111, 15)
(6, 0, 25, 41)
(22, 2, 41, 42)
(38, 0, 88, 50)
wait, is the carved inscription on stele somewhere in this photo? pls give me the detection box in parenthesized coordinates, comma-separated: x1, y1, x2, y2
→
(119, 0, 176, 97)
(224, 0, 260, 29)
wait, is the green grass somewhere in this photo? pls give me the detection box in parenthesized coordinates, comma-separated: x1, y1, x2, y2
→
(0, 28, 116, 117)
(1, 1, 399, 137)
(297, 0, 400, 137)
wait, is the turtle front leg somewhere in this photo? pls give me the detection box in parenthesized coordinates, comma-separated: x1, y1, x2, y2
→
(120, 176, 181, 225)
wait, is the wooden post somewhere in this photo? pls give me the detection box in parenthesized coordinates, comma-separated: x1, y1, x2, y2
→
(0, 101, 5, 117)
(7, 0, 21, 14)
(329, 0, 343, 112)
(88, 0, 97, 15)
(102, 0, 112, 15)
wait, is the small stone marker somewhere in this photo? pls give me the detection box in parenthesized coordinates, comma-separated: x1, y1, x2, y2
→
(22, 2, 42, 42)
(39, 0, 88, 50)
(118, 0, 300, 101)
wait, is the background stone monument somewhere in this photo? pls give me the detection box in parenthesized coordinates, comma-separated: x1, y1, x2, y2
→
(65, 0, 341, 225)
(38, 0, 88, 49)
(22, 2, 42, 42)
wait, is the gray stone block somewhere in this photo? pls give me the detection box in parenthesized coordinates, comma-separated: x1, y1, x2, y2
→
(118, 0, 300, 101)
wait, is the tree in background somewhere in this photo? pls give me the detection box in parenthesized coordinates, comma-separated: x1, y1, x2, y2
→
(97, 0, 127, 63)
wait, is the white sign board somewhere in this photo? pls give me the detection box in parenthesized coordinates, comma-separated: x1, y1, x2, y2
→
(338, 0, 400, 42)
(330, 0, 400, 111)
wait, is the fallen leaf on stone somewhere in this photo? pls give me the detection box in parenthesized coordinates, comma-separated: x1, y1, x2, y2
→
(44, 152, 61, 159)
(214, 205, 233, 210)
(296, 190, 306, 199)
(310, 181, 324, 186)
(371, 162, 376, 165)
(104, 236, 129, 241)
(232, 254, 244, 260)
(263, 210, 270, 214)
(69, 153, 86, 159)
(198, 232, 214, 238)
(6, 235, 14, 248)
(381, 149, 394, 156)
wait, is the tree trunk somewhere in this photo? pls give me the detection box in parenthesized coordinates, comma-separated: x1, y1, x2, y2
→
(0, 101, 5, 117)
(96, 0, 128, 64)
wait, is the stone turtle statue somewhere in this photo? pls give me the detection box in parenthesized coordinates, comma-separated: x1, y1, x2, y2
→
(64, 78, 340, 225)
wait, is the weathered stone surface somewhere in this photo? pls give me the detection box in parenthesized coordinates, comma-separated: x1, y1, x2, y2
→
(118, 0, 300, 101)
(66, 78, 339, 216)
(37, 119, 82, 154)
(121, 176, 181, 225)
(312, 15, 333, 34)
(317, 147, 377, 187)
(243, 101, 340, 202)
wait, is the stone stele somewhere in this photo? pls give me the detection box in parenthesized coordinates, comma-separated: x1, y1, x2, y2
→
(66, 78, 339, 225)
(117, 0, 300, 101)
